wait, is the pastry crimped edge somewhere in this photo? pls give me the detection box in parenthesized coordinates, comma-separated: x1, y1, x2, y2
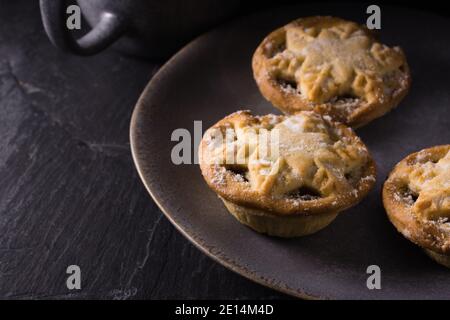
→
(382, 145, 450, 267)
(199, 111, 377, 237)
(252, 16, 411, 128)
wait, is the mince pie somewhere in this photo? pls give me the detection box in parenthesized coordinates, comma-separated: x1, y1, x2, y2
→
(199, 110, 376, 237)
(252, 16, 411, 128)
(383, 145, 450, 267)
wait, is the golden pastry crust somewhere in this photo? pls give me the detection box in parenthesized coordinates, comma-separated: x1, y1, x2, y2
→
(221, 197, 338, 238)
(252, 16, 411, 128)
(383, 145, 450, 256)
(199, 110, 376, 233)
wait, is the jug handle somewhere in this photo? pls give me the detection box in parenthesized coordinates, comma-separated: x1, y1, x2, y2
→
(40, 0, 127, 55)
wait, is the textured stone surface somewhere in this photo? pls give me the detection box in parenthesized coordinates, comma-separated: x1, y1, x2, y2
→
(3, 0, 449, 300)
(0, 0, 286, 299)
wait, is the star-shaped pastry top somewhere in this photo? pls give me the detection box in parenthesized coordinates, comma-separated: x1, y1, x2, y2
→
(203, 111, 370, 198)
(407, 150, 450, 221)
(268, 17, 406, 104)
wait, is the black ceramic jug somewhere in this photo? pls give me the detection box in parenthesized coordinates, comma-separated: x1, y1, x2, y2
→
(40, 0, 242, 58)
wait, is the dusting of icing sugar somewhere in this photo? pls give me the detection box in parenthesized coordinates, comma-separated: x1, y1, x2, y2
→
(330, 97, 361, 113)
(202, 111, 372, 205)
(361, 175, 376, 183)
(437, 217, 449, 224)
(393, 192, 402, 202)
(282, 115, 306, 132)
(211, 166, 227, 185)
(280, 83, 298, 95)
(286, 198, 304, 206)
(393, 191, 415, 206)
(427, 217, 450, 234)
(265, 114, 280, 126)
(415, 150, 429, 163)
(403, 194, 415, 205)
(233, 173, 246, 183)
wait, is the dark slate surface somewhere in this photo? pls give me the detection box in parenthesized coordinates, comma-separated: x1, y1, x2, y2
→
(0, 0, 287, 299)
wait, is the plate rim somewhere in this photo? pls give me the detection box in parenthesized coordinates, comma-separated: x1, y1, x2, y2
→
(129, 3, 450, 300)
(128, 17, 324, 299)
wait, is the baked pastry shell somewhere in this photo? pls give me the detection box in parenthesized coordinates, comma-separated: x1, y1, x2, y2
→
(252, 16, 411, 128)
(199, 112, 377, 227)
(382, 145, 450, 258)
(221, 197, 338, 238)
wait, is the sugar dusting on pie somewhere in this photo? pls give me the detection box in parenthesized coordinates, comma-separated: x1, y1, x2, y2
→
(252, 16, 411, 127)
(199, 110, 376, 237)
(273, 19, 405, 104)
(200, 110, 376, 214)
(204, 111, 369, 199)
(394, 148, 450, 227)
(383, 145, 450, 263)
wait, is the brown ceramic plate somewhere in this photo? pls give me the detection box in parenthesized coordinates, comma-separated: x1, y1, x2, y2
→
(130, 3, 450, 299)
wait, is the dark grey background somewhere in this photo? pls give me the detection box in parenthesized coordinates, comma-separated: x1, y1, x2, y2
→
(0, 0, 288, 299)
(0, 0, 449, 299)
